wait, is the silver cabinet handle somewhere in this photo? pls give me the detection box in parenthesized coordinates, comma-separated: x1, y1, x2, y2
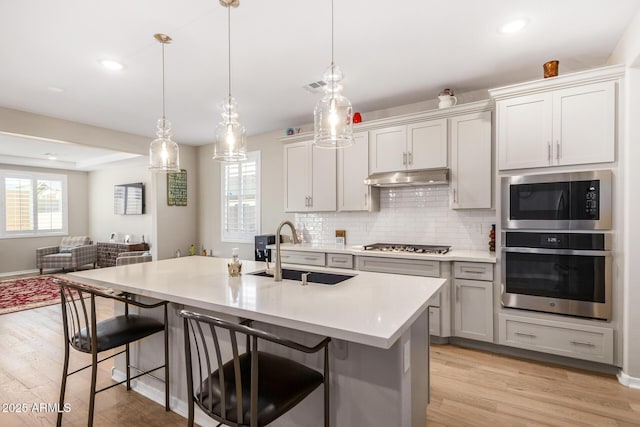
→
(452, 189, 457, 203)
(556, 140, 561, 160)
(364, 193, 367, 207)
(408, 151, 413, 165)
(331, 258, 347, 263)
(455, 284, 459, 302)
(403, 152, 407, 165)
(304, 256, 318, 261)
(460, 267, 485, 274)
(304, 196, 309, 207)
(570, 340, 595, 347)
(547, 141, 551, 163)
(515, 331, 537, 338)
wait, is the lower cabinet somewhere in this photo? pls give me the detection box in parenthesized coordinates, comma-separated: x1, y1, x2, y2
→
(453, 262, 494, 343)
(498, 313, 614, 364)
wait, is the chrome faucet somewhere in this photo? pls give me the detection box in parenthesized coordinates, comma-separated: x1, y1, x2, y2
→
(274, 220, 299, 281)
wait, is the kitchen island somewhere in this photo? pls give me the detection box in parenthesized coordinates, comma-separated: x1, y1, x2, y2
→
(69, 256, 446, 427)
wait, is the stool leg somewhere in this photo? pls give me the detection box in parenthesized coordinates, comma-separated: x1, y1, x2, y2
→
(126, 343, 131, 390)
(88, 351, 98, 426)
(56, 342, 70, 427)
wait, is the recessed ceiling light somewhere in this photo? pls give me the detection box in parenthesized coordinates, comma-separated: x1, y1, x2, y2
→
(100, 59, 124, 71)
(44, 152, 57, 160)
(499, 18, 528, 34)
(47, 86, 64, 93)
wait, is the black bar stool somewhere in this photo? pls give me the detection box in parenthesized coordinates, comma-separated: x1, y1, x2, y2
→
(55, 279, 170, 426)
(180, 310, 330, 427)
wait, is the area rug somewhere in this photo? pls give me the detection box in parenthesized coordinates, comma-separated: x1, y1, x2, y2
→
(0, 275, 88, 315)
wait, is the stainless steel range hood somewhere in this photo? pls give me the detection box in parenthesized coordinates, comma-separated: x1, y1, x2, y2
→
(364, 169, 449, 187)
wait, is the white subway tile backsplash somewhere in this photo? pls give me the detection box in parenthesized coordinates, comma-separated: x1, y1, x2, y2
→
(294, 185, 496, 251)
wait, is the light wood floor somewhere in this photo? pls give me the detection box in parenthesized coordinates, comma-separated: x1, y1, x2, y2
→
(1, 280, 639, 426)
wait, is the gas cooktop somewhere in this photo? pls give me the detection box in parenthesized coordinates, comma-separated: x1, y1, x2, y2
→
(362, 243, 451, 255)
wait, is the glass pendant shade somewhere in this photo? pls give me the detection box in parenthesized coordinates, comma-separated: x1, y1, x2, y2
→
(314, 63, 354, 148)
(149, 33, 180, 172)
(149, 118, 180, 171)
(213, 96, 247, 162)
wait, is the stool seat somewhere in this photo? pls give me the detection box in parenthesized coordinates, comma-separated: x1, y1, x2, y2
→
(73, 315, 165, 352)
(198, 351, 324, 426)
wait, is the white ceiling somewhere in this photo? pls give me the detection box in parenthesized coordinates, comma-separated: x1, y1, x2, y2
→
(0, 0, 638, 157)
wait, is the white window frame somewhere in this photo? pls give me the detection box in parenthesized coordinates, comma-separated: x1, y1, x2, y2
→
(220, 151, 261, 243)
(0, 169, 69, 238)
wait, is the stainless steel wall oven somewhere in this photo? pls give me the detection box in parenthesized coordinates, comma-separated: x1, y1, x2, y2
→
(501, 232, 611, 320)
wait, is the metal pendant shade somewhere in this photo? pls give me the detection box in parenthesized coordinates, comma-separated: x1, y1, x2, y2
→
(149, 33, 180, 172)
(313, 0, 354, 149)
(213, 0, 247, 162)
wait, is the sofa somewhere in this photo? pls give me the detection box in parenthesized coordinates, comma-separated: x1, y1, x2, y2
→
(36, 236, 97, 274)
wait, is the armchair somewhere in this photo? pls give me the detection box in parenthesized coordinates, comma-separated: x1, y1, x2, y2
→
(115, 251, 152, 266)
(36, 236, 97, 275)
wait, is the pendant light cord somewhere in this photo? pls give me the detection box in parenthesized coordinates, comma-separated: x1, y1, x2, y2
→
(331, 0, 334, 67)
(161, 41, 166, 120)
(228, 6, 232, 100)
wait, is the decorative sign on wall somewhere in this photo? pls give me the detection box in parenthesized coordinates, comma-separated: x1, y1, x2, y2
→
(167, 169, 187, 206)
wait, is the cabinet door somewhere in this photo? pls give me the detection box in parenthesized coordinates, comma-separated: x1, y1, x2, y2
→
(454, 279, 494, 342)
(338, 131, 370, 211)
(284, 141, 310, 212)
(497, 93, 553, 170)
(450, 112, 492, 209)
(553, 81, 615, 166)
(407, 118, 448, 170)
(369, 125, 406, 173)
(310, 143, 336, 211)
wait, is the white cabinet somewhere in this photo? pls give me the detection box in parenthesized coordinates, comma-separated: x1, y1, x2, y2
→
(450, 111, 492, 209)
(496, 81, 616, 170)
(284, 140, 336, 212)
(337, 131, 379, 211)
(369, 119, 447, 173)
(453, 262, 494, 343)
(499, 313, 614, 364)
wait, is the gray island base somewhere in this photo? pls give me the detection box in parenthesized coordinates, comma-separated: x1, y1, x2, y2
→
(70, 256, 444, 427)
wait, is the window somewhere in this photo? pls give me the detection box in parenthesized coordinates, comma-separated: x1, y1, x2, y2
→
(221, 151, 260, 243)
(0, 170, 68, 238)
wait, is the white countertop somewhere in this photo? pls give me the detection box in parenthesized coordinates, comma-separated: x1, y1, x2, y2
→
(269, 243, 497, 263)
(69, 256, 445, 349)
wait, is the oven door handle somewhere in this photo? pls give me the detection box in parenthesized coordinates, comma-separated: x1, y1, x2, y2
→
(502, 247, 612, 257)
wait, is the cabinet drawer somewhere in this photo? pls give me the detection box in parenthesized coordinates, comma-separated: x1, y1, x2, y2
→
(356, 256, 440, 277)
(499, 314, 613, 364)
(454, 262, 493, 281)
(279, 250, 325, 267)
(326, 253, 353, 269)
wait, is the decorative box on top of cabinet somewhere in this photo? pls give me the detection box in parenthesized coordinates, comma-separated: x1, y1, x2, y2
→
(490, 65, 623, 171)
(283, 140, 336, 212)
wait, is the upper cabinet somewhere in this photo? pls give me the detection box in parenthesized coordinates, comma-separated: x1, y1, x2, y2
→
(369, 118, 447, 173)
(490, 66, 623, 171)
(450, 111, 492, 209)
(284, 140, 336, 212)
(337, 131, 379, 211)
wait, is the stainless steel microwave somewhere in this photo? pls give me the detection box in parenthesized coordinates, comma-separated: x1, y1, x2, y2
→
(502, 170, 612, 230)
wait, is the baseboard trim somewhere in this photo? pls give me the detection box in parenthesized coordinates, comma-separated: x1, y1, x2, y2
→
(617, 370, 640, 389)
(0, 269, 39, 278)
(111, 368, 220, 427)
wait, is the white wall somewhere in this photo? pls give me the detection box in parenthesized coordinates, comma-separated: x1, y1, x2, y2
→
(608, 8, 640, 385)
(197, 129, 294, 261)
(0, 164, 89, 274)
(88, 158, 153, 246)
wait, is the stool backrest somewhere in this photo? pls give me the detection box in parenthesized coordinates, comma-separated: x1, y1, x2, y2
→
(57, 280, 98, 354)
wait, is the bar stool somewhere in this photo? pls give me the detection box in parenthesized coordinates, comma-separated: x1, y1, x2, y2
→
(180, 310, 331, 427)
(55, 279, 170, 426)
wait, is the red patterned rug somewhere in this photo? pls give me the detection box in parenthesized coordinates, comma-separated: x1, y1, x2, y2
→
(0, 275, 88, 315)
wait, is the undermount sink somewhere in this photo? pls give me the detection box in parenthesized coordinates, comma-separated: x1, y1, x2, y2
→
(250, 268, 354, 285)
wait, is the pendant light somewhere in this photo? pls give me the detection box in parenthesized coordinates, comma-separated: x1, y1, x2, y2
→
(149, 33, 180, 172)
(213, 0, 247, 162)
(313, 0, 354, 149)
